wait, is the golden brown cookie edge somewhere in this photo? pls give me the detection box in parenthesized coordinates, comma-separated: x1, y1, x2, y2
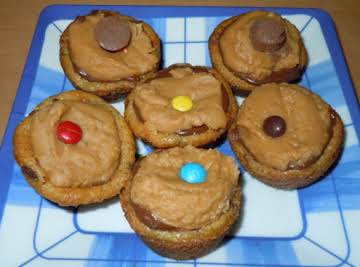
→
(13, 90, 136, 206)
(208, 12, 308, 95)
(59, 10, 162, 101)
(228, 86, 344, 189)
(124, 63, 238, 148)
(119, 168, 242, 260)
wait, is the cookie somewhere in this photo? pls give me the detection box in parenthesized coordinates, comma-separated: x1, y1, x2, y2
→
(120, 146, 241, 259)
(125, 64, 238, 148)
(209, 10, 308, 94)
(228, 83, 344, 189)
(13, 90, 136, 206)
(60, 10, 161, 101)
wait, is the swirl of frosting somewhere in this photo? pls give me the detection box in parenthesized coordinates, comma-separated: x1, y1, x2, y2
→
(219, 11, 302, 82)
(133, 67, 227, 134)
(236, 83, 333, 171)
(67, 12, 158, 81)
(30, 100, 121, 187)
(130, 146, 239, 230)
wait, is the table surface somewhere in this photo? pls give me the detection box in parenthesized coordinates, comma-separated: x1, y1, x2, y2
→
(1, 0, 359, 144)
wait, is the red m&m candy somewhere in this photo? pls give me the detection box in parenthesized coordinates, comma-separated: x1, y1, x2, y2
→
(56, 121, 82, 144)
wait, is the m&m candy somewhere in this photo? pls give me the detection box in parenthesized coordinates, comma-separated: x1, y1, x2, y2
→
(179, 162, 207, 184)
(171, 96, 193, 112)
(56, 121, 82, 144)
(263, 115, 286, 138)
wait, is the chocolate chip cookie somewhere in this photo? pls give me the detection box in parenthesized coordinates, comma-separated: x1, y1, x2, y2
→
(228, 83, 344, 189)
(120, 146, 241, 259)
(209, 10, 308, 94)
(125, 64, 238, 148)
(60, 10, 161, 101)
(13, 90, 136, 206)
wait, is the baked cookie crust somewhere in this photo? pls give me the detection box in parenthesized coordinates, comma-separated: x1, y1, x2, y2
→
(120, 167, 241, 260)
(228, 86, 344, 189)
(125, 63, 238, 148)
(60, 10, 161, 101)
(13, 90, 136, 206)
(209, 13, 308, 95)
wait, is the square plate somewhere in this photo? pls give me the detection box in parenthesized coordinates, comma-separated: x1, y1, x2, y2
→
(1, 5, 360, 267)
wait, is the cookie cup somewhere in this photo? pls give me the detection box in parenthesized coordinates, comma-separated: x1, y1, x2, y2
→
(120, 178, 241, 260)
(228, 86, 344, 189)
(209, 13, 308, 95)
(125, 64, 238, 148)
(13, 90, 136, 206)
(60, 10, 161, 101)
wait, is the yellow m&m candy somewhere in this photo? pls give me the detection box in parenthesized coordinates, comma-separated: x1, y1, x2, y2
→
(171, 96, 193, 112)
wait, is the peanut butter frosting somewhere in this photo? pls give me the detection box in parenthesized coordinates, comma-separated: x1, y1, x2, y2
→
(133, 67, 227, 133)
(68, 13, 158, 81)
(236, 83, 332, 171)
(219, 11, 302, 82)
(30, 100, 121, 187)
(130, 146, 239, 230)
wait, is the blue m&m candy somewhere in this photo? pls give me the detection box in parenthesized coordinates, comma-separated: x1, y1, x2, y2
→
(179, 162, 207, 184)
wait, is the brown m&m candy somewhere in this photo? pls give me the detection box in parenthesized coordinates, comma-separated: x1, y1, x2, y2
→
(263, 115, 286, 137)
(95, 16, 131, 52)
(249, 17, 286, 53)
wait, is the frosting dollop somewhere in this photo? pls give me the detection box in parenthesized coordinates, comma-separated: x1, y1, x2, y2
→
(219, 11, 302, 82)
(236, 83, 332, 171)
(133, 67, 227, 133)
(31, 100, 121, 187)
(67, 13, 158, 81)
(130, 146, 239, 230)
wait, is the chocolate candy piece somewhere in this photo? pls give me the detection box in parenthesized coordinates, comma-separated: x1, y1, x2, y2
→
(263, 115, 286, 137)
(94, 16, 131, 52)
(239, 64, 302, 85)
(176, 125, 209, 136)
(132, 202, 178, 231)
(21, 166, 38, 180)
(180, 162, 207, 184)
(57, 121, 82, 144)
(249, 17, 286, 52)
